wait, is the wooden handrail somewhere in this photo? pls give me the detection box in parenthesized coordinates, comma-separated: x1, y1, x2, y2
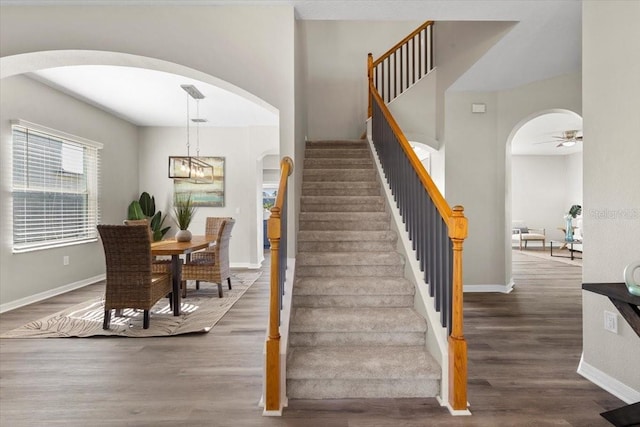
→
(368, 20, 434, 115)
(372, 20, 434, 68)
(369, 81, 452, 220)
(264, 156, 293, 413)
(368, 29, 468, 409)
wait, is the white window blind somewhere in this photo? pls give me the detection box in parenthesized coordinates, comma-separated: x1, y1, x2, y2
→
(11, 121, 102, 253)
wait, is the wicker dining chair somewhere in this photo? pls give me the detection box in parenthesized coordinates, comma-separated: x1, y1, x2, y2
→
(97, 224, 172, 329)
(124, 218, 176, 274)
(182, 218, 235, 298)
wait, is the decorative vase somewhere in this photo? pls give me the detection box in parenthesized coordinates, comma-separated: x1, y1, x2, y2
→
(564, 216, 574, 242)
(175, 229, 192, 242)
(624, 261, 640, 297)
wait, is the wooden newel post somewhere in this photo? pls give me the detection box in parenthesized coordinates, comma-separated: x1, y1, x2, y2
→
(265, 206, 281, 411)
(367, 53, 374, 118)
(448, 205, 468, 411)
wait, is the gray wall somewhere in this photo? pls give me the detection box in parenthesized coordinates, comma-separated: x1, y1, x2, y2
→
(138, 126, 278, 268)
(301, 20, 422, 140)
(581, 0, 640, 399)
(0, 75, 138, 306)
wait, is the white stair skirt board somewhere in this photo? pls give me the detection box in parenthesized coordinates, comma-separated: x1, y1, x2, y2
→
(261, 257, 295, 416)
(577, 353, 640, 404)
(0, 274, 105, 314)
(367, 136, 452, 408)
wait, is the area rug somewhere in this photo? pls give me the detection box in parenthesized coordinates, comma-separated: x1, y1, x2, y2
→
(1, 271, 261, 338)
(514, 247, 582, 267)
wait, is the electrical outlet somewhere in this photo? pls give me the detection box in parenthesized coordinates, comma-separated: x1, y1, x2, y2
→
(604, 311, 618, 334)
(63, 256, 69, 266)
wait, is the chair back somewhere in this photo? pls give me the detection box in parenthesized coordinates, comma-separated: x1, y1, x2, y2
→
(216, 218, 235, 278)
(202, 217, 231, 253)
(124, 218, 153, 241)
(98, 225, 153, 283)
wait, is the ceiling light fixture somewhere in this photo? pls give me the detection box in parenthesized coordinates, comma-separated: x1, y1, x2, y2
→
(168, 84, 213, 183)
(560, 140, 576, 147)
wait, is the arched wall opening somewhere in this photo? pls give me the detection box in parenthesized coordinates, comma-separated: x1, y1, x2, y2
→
(505, 108, 583, 285)
(1, 50, 280, 307)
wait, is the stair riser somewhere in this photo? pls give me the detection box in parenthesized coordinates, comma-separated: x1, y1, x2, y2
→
(289, 332, 425, 347)
(305, 149, 370, 159)
(303, 172, 376, 182)
(287, 379, 439, 399)
(304, 160, 373, 169)
(302, 188, 381, 196)
(296, 265, 404, 277)
(306, 141, 368, 149)
(301, 204, 385, 213)
(300, 221, 389, 231)
(298, 241, 396, 252)
(292, 295, 414, 308)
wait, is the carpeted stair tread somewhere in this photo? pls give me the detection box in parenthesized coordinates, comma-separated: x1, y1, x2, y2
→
(305, 148, 370, 159)
(304, 158, 373, 169)
(290, 307, 426, 333)
(300, 212, 389, 221)
(306, 140, 368, 148)
(297, 230, 396, 242)
(297, 252, 404, 267)
(303, 169, 377, 182)
(287, 346, 439, 380)
(293, 277, 414, 296)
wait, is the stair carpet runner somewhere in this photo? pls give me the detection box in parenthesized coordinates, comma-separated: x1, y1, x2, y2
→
(287, 139, 440, 399)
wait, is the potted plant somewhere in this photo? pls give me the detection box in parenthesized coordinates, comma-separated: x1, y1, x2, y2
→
(563, 204, 582, 241)
(127, 191, 170, 241)
(173, 193, 197, 242)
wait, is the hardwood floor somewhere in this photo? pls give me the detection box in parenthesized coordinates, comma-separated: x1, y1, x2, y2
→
(0, 251, 623, 426)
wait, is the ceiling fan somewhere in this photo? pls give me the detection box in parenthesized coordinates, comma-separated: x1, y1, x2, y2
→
(534, 130, 583, 148)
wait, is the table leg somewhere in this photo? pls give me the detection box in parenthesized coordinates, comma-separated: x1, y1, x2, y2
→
(171, 255, 182, 316)
(570, 243, 574, 260)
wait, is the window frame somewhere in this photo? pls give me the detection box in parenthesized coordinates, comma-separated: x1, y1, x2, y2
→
(11, 120, 103, 253)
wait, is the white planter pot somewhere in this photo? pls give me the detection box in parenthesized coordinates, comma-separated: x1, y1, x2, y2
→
(175, 229, 192, 242)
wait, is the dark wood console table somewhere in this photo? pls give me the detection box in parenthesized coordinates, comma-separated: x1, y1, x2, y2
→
(582, 283, 640, 338)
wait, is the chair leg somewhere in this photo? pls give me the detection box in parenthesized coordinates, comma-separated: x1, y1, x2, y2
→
(143, 310, 150, 329)
(196, 280, 200, 290)
(227, 277, 232, 290)
(181, 280, 187, 299)
(519, 240, 523, 251)
(217, 283, 223, 298)
(103, 309, 111, 330)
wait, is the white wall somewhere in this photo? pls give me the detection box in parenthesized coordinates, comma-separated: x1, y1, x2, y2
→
(511, 155, 568, 243)
(565, 152, 583, 210)
(581, 0, 640, 400)
(302, 20, 422, 140)
(138, 126, 278, 268)
(0, 75, 139, 306)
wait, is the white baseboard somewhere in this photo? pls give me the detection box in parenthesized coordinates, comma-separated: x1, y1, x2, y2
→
(464, 280, 514, 294)
(0, 274, 105, 314)
(577, 353, 640, 404)
(231, 262, 262, 269)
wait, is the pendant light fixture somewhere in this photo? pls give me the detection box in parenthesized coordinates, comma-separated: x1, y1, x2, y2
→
(168, 84, 214, 183)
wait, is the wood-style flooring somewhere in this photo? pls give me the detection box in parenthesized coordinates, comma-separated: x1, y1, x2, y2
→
(0, 251, 623, 426)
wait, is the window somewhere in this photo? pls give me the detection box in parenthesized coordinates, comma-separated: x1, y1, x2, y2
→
(11, 120, 102, 252)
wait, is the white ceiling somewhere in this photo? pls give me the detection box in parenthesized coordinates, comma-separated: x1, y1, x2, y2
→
(8, 0, 582, 134)
(29, 66, 279, 127)
(511, 112, 583, 156)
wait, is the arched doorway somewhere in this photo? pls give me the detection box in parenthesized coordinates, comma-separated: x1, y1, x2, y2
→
(505, 109, 583, 284)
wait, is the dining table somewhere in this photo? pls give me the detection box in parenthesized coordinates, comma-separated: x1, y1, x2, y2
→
(151, 235, 216, 316)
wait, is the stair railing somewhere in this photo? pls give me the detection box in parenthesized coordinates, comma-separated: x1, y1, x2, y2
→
(368, 20, 434, 117)
(367, 21, 468, 411)
(264, 156, 294, 413)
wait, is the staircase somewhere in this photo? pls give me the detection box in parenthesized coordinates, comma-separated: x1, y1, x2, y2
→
(286, 139, 440, 399)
